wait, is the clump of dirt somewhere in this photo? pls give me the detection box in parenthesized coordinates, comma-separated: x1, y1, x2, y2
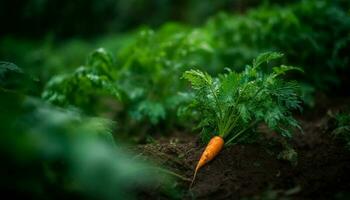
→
(135, 107, 350, 199)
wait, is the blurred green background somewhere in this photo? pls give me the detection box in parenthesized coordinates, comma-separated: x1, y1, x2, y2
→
(0, 0, 273, 38)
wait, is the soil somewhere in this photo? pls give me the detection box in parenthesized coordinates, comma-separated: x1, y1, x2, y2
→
(135, 98, 350, 200)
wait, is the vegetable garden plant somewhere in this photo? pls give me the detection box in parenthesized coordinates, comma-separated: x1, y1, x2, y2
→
(182, 52, 302, 186)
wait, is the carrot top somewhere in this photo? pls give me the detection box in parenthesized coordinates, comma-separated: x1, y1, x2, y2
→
(182, 52, 302, 144)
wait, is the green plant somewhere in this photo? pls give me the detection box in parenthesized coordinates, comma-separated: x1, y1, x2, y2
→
(116, 24, 214, 125)
(42, 48, 120, 114)
(41, 0, 350, 139)
(42, 25, 214, 136)
(332, 112, 350, 149)
(182, 52, 302, 144)
(205, 0, 350, 96)
(0, 62, 182, 200)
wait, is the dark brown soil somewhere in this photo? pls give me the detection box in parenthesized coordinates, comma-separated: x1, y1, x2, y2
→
(135, 102, 350, 200)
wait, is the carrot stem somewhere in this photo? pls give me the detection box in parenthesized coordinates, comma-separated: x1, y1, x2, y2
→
(225, 120, 258, 144)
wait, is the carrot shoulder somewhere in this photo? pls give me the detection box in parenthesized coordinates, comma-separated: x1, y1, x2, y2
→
(190, 136, 224, 187)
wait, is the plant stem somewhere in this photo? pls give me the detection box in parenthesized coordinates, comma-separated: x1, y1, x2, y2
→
(209, 83, 223, 120)
(225, 120, 259, 144)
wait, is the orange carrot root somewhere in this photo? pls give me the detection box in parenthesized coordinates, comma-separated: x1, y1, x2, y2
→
(190, 136, 224, 188)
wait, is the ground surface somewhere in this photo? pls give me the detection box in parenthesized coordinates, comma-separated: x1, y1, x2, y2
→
(135, 97, 350, 200)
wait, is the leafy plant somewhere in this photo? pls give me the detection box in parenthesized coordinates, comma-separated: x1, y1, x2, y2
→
(42, 25, 214, 136)
(116, 24, 214, 125)
(41, 0, 350, 139)
(1, 63, 180, 199)
(332, 112, 350, 149)
(42, 48, 120, 114)
(182, 52, 302, 144)
(205, 0, 350, 96)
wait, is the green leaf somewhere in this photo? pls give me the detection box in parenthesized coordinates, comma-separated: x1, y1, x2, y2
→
(182, 69, 213, 90)
(86, 48, 115, 79)
(252, 52, 283, 68)
(273, 65, 304, 76)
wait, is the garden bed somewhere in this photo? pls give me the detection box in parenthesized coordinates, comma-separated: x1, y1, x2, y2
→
(136, 98, 350, 199)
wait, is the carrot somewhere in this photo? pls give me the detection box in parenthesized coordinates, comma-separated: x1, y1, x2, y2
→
(190, 136, 224, 187)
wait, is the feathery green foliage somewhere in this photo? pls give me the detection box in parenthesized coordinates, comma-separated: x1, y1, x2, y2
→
(206, 0, 350, 94)
(0, 63, 176, 200)
(40, 0, 350, 137)
(182, 52, 302, 144)
(116, 24, 214, 125)
(42, 48, 120, 113)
